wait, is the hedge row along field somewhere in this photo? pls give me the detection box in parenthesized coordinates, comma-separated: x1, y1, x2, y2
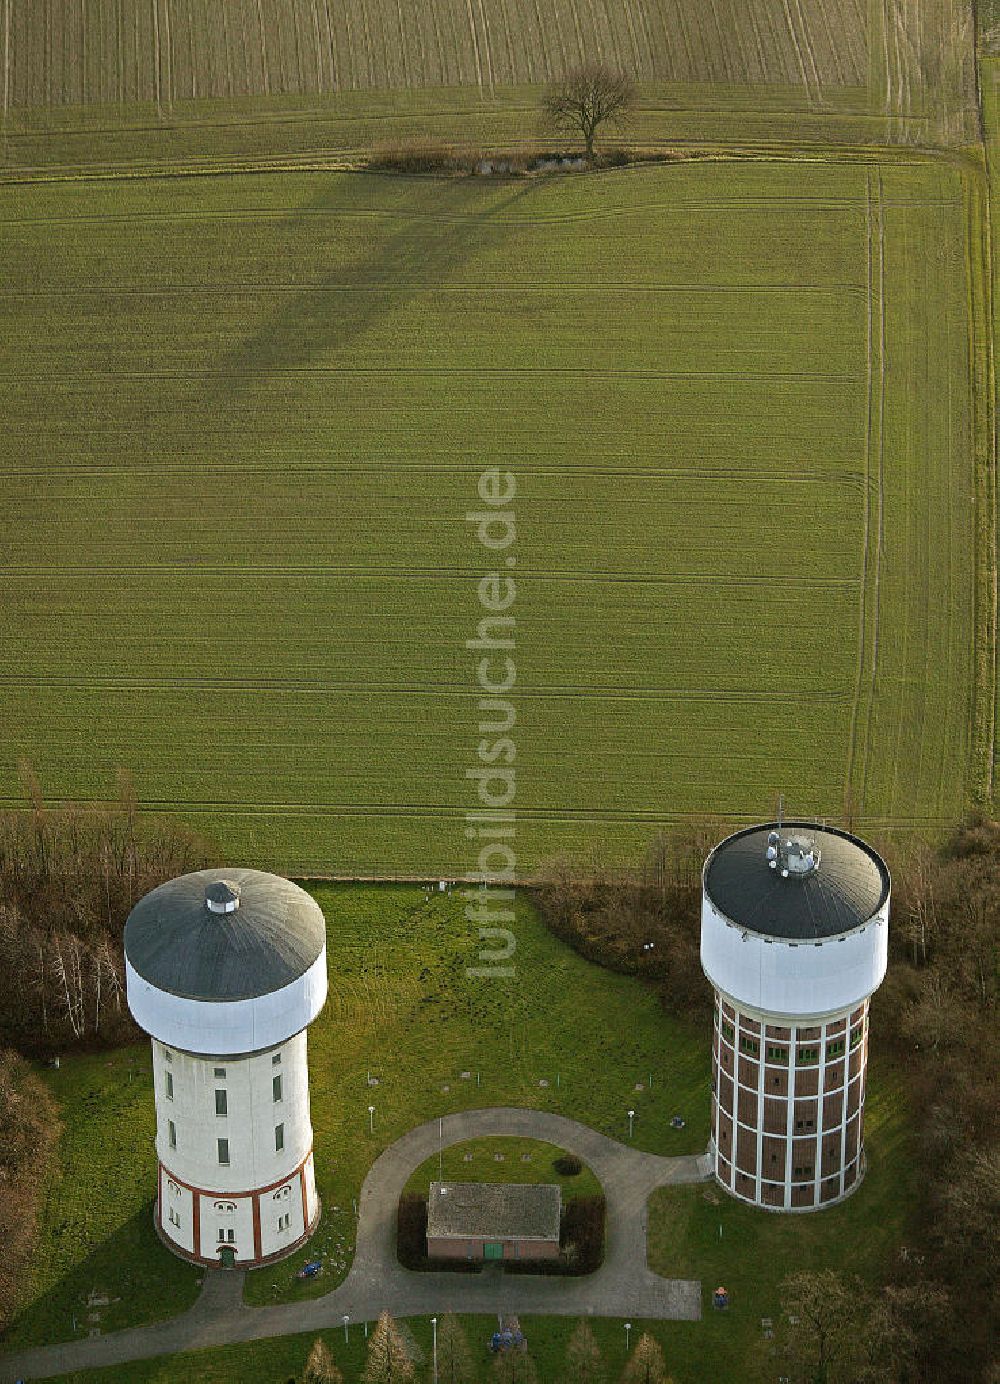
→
(0, 0, 978, 169)
(0, 158, 983, 875)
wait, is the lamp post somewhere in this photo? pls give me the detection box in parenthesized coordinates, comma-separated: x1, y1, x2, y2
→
(368, 1104, 375, 1134)
(624, 1321, 632, 1354)
(343, 1314, 350, 1343)
(627, 1108, 635, 1139)
(431, 1315, 438, 1383)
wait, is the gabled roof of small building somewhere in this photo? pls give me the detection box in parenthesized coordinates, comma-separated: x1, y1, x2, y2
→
(124, 867, 326, 1002)
(426, 1182, 562, 1241)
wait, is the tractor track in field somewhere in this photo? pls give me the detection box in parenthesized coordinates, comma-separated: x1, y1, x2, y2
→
(0, 674, 850, 700)
(0, 281, 866, 295)
(0, 365, 865, 383)
(845, 168, 884, 819)
(864, 166, 887, 817)
(0, 564, 860, 586)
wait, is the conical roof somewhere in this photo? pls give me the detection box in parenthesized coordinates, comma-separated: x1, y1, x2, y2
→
(703, 822, 889, 940)
(124, 867, 326, 1002)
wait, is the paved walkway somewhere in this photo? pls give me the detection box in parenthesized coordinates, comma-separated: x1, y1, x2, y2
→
(0, 1108, 710, 1382)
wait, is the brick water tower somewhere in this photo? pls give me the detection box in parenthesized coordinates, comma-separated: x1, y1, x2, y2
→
(125, 868, 328, 1266)
(700, 822, 889, 1211)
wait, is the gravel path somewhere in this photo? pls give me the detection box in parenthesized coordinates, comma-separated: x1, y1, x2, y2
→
(0, 1108, 710, 1382)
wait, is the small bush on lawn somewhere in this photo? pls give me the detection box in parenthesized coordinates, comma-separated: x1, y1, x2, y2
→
(553, 1153, 583, 1177)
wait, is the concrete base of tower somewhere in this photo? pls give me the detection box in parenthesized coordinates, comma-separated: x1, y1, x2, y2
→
(153, 1197, 322, 1269)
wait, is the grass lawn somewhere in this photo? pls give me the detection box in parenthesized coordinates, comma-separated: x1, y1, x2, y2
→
(32, 1316, 698, 1384)
(403, 1137, 603, 1199)
(646, 1059, 916, 1384)
(3, 884, 917, 1383)
(245, 882, 707, 1305)
(0, 1045, 201, 1350)
(1, 883, 708, 1345)
(0, 153, 985, 872)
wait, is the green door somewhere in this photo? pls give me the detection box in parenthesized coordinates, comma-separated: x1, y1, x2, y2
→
(484, 1242, 504, 1261)
(219, 1246, 236, 1269)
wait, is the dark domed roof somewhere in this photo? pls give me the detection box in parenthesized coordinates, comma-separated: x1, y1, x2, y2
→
(704, 822, 889, 940)
(124, 868, 326, 1002)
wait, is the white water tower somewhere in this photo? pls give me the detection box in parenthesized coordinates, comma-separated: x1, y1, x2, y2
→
(700, 822, 889, 1211)
(125, 868, 328, 1266)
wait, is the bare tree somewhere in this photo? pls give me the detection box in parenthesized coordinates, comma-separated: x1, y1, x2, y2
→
(491, 1349, 538, 1384)
(619, 1333, 669, 1384)
(543, 65, 636, 158)
(303, 1336, 344, 1384)
(433, 1314, 477, 1384)
(0, 766, 218, 1053)
(774, 1270, 867, 1384)
(566, 1319, 606, 1384)
(363, 1311, 416, 1384)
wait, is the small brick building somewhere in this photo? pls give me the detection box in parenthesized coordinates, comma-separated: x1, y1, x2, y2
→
(426, 1181, 561, 1262)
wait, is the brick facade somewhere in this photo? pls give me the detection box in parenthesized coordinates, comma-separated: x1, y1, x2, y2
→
(710, 993, 870, 1211)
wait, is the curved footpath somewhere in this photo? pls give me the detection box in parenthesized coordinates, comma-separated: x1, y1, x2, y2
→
(0, 1108, 711, 1383)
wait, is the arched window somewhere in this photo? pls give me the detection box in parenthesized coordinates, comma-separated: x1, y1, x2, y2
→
(214, 1201, 237, 1213)
(272, 1185, 291, 1201)
(167, 1179, 180, 1197)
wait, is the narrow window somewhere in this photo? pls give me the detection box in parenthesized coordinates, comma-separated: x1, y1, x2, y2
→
(275, 1123, 284, 1153)
(272, 1051, 282, 1066)
(273, 1074, 283, 1103)
(163, 1047, 173, 1064)
(227, 1228, 235, 1243)
(214, 1067, 226, 1079)
(168, 1119, 176, 1149)
(850, 1027, 863, 1050)
(165, 1072, 174, 1100)
(218, 1228, 225, 1243)
(218, 1137, 230, 1166)
(215, 1089, 228, 1117)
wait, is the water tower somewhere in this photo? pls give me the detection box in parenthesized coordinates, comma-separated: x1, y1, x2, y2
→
(700, 822, 889, 1211)
(124, 868, 328, 1266)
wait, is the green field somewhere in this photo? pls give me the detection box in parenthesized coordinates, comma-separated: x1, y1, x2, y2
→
(0, 154, 986, 873)
(0, 0, 978, 172)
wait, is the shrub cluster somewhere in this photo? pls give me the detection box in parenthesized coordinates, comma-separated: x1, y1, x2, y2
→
(395, 1190, 429, 1270)
(552, 1152, 583, 1177)
(534, 827, 718, 1016)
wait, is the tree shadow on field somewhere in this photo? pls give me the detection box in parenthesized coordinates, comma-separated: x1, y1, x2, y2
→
(216, 173, 535, 387)
(1, 1203, 200, 1352)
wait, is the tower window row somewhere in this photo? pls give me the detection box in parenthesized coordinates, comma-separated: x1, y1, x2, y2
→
(163, 1065, 284, 1110)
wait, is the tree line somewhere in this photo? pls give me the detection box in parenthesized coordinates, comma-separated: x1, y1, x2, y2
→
(0, 765, 218, 1054)
(297, 1312, 672, 1383)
